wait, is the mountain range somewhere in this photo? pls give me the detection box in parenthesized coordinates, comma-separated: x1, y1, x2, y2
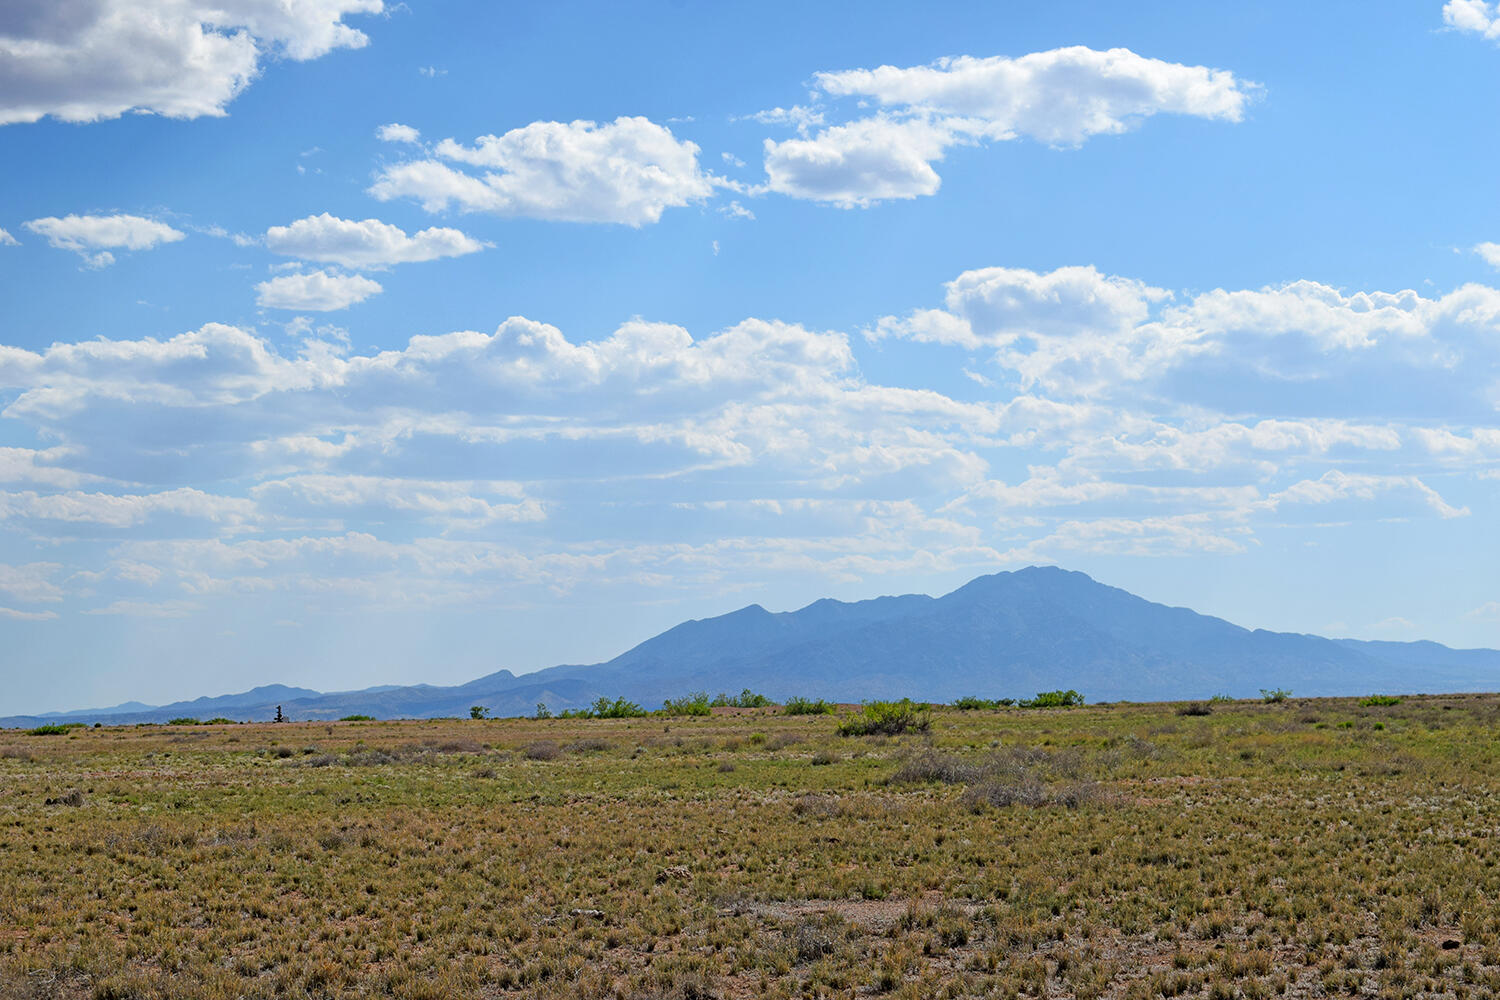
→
(6, 566, 1498, 726)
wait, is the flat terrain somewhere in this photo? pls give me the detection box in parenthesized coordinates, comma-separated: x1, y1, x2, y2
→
(4, 695, 1500, 999)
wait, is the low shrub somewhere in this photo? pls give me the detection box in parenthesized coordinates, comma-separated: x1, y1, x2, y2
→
(29, 724, 71, 736)
(1020, 690, 1085, 708)
(1260, 688, 1291, 703)
(783, 696, 835, 716)
(1177, 702, 1213, 717)
(43, 789, 86, 807)
(712, 689, 773, 709)
(559, 696, 649, 720)
(952, 695, 1016, 710)
(963, 778, 1101, 811)
(838, 699, 930, 737)
(523, 740, 561, 761)
(889, 750, 978, 785)
(1361, 694, 1403, 707)
(339, 714, 375, 722)
(661, 692, 713, 716)
(204, 717, 237, 725)
(167, 717, 201, 726)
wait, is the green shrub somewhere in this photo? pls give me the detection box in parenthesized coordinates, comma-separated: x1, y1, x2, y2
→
(167, 717, 201, 726)
(1020, 690, 1084, 708)
(711, 689, 773, 709)
(1209, 693, 1235, 703)
(1361, 694, 1402, 707)
(952, 695, 1016, 710)
(29, 724, 71, 736)
(339, 714, 375, 722)
(661, 692, 713, 716)
(558, 696, 649, 720)
(1260, 688, 1291, 703)
(838, 699, 931, 737)
(783, 696, 835, 716)
(469, 705, 489, 720)
(1176, 702, 1213, 717)
(203, 717, 237, 725)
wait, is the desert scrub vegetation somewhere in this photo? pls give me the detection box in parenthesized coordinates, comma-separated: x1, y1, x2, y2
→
(782, 695, 835, 715)
(837, 698, 931, 736)
(9, 694, 1500, 998)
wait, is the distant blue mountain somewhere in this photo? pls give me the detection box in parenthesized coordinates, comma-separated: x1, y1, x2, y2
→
(6, 566, 1498, 726)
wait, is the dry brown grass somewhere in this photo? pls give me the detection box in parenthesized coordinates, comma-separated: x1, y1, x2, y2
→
(3, 695, 1500, 997)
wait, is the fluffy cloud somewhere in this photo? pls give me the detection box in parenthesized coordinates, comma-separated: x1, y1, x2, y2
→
(264, 213, 483, 269)
(369, 116, 717, 225)
(24, 213, 185, 267)
(0, 264, 1494, 632)
(255, 269, 382, 311)
(1445, 0, 1500, 39)
(0, 0, 384, 125)
(763, 117, 952, 207)
(815, 47, 1251, 147)
(376, 122, 420, 144)
(763, 47, 1256, 206)
(875, 264, 1500, 402)
(0, 227, 17, 246)
(1477, 242, 1500, 268)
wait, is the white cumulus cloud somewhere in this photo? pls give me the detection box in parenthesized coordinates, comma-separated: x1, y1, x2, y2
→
(255, 269, 382, 311)
(1445, 0, 1500, 40)
(264, 213, 483, 270)
(24, 213, 185, 267)
(376, 122, 420, 144)
(0, 0, 385, 125)
(0, 226, 17, 246)
(369, 116, 717, 225)
(764, 117, 953, 207)
(765, 47, 1256, 206)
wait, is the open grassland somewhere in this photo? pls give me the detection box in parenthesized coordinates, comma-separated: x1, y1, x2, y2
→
(5, 695, 1500, 999)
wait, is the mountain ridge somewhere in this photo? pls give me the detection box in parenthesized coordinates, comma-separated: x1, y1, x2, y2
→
(6, 566, 1498, 725)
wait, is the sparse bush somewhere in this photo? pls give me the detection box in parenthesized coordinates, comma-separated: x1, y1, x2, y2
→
(565, 737, 612, 753)
(1177, 701, 1213, 717)
(559, 696, 649, 720)
(167, 717, 201, 726)
(890, 751, 977, 785)
(837, 699, 930, 736)
(711, 689, 773, 709)
(43, 789, 86, 807)
(662, 692, 713, 716)
(783, 696, 835, 716)
(953, 695, 1015, 710)
(1020, 690, 1084, 708)
(204, 717, 236, 725)
(963, 778, 1101, 810)
(1362, 694, 1403, 707)
(1209, 693, 1234, 703)
(810, 748, 838, 766)
(469, 705, 489, 720)
(524, 740, 561, 761)
(339, 714, 375, 722)
(1260, 688, 1291, 703)
(30, 724, 71, 736)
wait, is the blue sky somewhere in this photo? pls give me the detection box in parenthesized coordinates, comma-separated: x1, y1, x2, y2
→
(2, 1, 1499, 713)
